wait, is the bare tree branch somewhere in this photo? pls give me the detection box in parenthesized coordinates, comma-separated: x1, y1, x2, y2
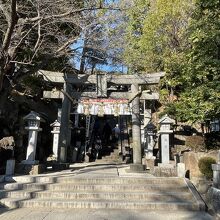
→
(2, 0, 18, 51)
(31, 38, 43, 62)
(56, 36, 78, 53)
(0, 0, 126, 93)
(0, 0, 10, 22)
(13, 25, 35, 51)
(28, 6, 121, 23)
(9, 60, 34, 65)
(34, 2, 41, 51)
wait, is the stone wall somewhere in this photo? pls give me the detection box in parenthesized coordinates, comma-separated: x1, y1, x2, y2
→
(183, 151, 217, 179)
(207, 187, 220, 214)
(151, 167, 177, 177)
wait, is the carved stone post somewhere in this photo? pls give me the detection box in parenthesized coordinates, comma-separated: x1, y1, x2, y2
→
(145, 122, 156, 159)
(158, 114, 175, 166)
(50, 120, 61, 160)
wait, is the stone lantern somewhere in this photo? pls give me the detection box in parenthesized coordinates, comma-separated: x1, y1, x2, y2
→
(22, 111, 42, 165)
(158, 114, 175, 165)
(145, 122, 156, 160)
(50, 120, 61, 160)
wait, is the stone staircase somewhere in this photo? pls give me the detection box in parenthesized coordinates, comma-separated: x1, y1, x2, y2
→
(97, 147, 123, 164)
(0, 172, 206, 211)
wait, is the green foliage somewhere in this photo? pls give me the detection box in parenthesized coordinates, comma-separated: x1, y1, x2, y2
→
(159, 102, 178, 119)
(171, 0, 220, 122)
(123, 0, 150, 72)
(129, 0, 220, 123)
(123, 0, 197, 122)
(198, 157, 216, 179)
(124, 0, 193, 74)
(123, 0, 220, 123)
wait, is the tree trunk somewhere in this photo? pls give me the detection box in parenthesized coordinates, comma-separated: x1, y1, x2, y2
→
(0, 67, 4, 93)
(91, 63, 96, 74)
(80, 33, 89, 73)
(79, 47, 86, 73)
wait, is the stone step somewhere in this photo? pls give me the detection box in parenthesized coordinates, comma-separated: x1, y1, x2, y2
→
(0, 181, 189, 192)
(0, 182, 46, 191)
(98, 157, 121, 161)
(101, 151, 120, 157)
(4, 176, 184, 185)
(55, 177, 184, 185)
(0, 198, 200, 210)
(4, 176, 58, 184)
(100, 156, 121, 160)
(46, 183, 189, 192)
(0, 190, 194, 201)
(104, 161, 122, 163)
(97, 161, 122, 164)
(0, 166, 206, 212)
(96, 160, 123, 164)
(100, 158, 122, 162)
(98, 148, 121, 161)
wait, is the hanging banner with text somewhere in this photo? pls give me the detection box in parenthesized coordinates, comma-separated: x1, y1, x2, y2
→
(76, 99, 132, 116)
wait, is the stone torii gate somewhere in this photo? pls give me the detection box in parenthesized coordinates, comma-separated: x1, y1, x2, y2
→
(39, 70, 164, 171)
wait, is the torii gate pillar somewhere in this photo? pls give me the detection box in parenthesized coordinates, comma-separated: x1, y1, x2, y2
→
(130, 84, 145, 171)
(58, 82, 71, 163)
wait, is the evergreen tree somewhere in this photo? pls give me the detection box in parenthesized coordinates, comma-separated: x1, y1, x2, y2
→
(173, 0, 220, 122)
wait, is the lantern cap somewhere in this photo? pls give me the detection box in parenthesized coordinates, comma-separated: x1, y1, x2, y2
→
(50, 120, 61, 127)
(158, 114, 175, 124)
(23, 111, 41, 121)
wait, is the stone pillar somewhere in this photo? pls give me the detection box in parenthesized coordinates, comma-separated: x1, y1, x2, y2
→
(130, 84, 144, 171)
(5, 159, 15, 175)
(74, 114, 79, 127)
(58, 82, 71, 163)
(145, 129, 156, 170)
(26, 130, 39, 161)
(22, 111, 42, 165)
(147, 136, 154, 158)
(144, 108, 151, 127)
(161, 133, 170, 164)
(50, 120, 61, 160)
(158, 114, 175, 166)
(177, 163, 186, 178)
(58, 108, 62, 121)
(145, 122, 156, 159)
(67, 120, 72, 148)
(212, 150, 220, 189)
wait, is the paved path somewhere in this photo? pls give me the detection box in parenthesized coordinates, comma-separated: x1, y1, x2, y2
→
(0, 208, 214, 220)
(0, 163, 214, 220)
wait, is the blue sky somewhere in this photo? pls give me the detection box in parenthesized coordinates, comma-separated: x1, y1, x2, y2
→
(71, 38, 128, 73)
(70, 0, 128, 74)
